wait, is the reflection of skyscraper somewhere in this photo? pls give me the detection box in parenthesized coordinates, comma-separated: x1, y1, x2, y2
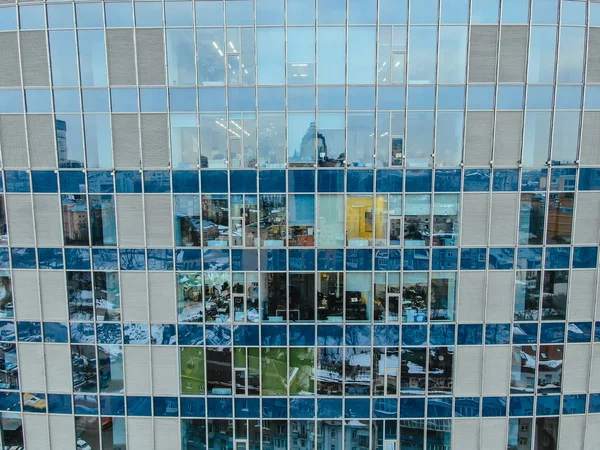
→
(55, 119, 67, 165)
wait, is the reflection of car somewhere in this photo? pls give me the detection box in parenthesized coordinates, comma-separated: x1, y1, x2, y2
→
(77, 439, 92, 450)
(22, 393, 46, 410)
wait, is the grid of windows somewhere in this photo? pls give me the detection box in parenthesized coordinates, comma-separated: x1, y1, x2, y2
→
(0, 0, 600, 448)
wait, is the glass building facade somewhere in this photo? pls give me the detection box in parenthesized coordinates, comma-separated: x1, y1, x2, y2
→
(0, 0, 599, 448)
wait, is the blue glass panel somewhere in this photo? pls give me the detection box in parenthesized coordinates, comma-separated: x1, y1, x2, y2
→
(143, 171, 171, 193)
(318, 87, 345, 110)
(154, 397, 179, 417)
(127, 396, 152, 416)
(288, 87, 315, 110)
(0, 322, 15, 342)
(493, 169, 519, 191)
(545, 247, 570, 269)
(105, 3, 133, 27)
(11, 248, 36, 269)
(82, 89, 109, 112)
(48, 394, 72, 414)
(0, 90, 23, 113)
(378, 86, 405, 110)
(288, 170, 315, 193)
(596, 322, 600, 343)
(402, 325, 427, 346)
(31, 171, 58, 193)
(147, 249, 173, 271)
(4, 171, 30, 193)
(290, 398, 315, 419)
(203, 249, 229, 271)
(169, 88, 196, 112)
(233, 325, 259, 346)
(38, 248, 64, 270)
(372, 398, 397, 419)
(231, 250, 258, 272)
(517, 247, 542, 270)
(70, 323, 95, 344)
(437, 86, 465, 109)
(563, 395, 587, 415)
(589, 393, 600, 413)
(463, 169, 490, 192)
(568, 322, 592, 343)
(140, 88, 167, 112)
(428, 398, 452, 418)
(0, 392, 20, 412)
(198, 88, 226, 111)
(92, 248, 118, 270)
(17, 322, 41, 342)
(345, 325, 371, 346)
(289, 249, 316, 271)
(482, 397, 507, 417)
(177, 325, 204, 346)
(74, 395, 99, 415)
(348, 86, 375, 110)
(234, 398, 260, 418)
(346, 249, 372, 270)
(260, 249, 286, 271)
(180, 398, 206, 417)
(317, 249, 344, 270)
(289, 325, 315, 346)
(317, 325, 343, 346)
(432, 249, 458, 270)
(261, 325, 287, 346)
(228, 87, 256, 111)
(205, 325, 232, 346)
(0, 6, 17, 31)
(429, 324, 455, 345)
(405, 170, 432, 192)
(374, 325, 399, 346)
(96, 323, 122, 345)
(549, 168, 576, 191)
(258, 87, 285, 111)
(489, 248, 514, 270)
(172, 171, 199, 193)
(376, 170, 403, 193)
(175, 249, 202, 271)
(124, 323, 149, 344)
(59, 171, 86, 193)
(403, 249, 430, 271)
(537, 395, 560, 416)
(87, 171, 113, 193)
(573, 247, 598, 269)
(374, 249, 401, 271)
(65, 248, 90, 270)
(485, 323, 511, 345)
(262, 398, 287, 418)
(347, 170, 373, 192)
(110, 88, 138, 113)
(259, 170, 286, 193)
(435, 169, 461, 192)
(43, 322, 68, 343)
(345, 398, 370, 418)
(151, 324, 176, 345)
(400, 398, 425, 418)
(540, 322, 565, 344)
(230, 171, 257, 193)
(317, 170, 345, 192)
(455, 397, 480, 418)
(317, 398, 343, 418)
(512, 323, 538, 344)
(521, 169, 548, 192)
(120, 249, 146, 270)
(207, 397, 233, 418)
(579, 168, 600, 190)
(461, 248, 487, 270)
(509, 396, 534, 416)
(0, 249, 9, 269)
(200, 171, 228, 193)
(115, 171, 142, 193)
(457, 324, 483, 345)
